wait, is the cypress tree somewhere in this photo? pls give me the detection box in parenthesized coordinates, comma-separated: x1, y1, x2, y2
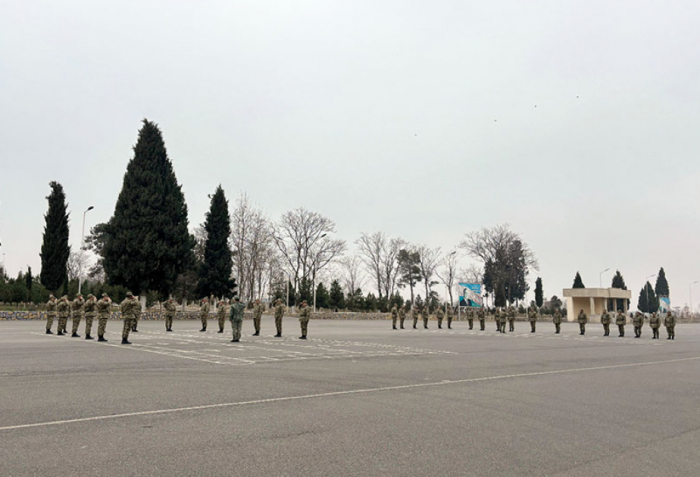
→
(572, 272, 585, 289)
(655, 267, 669, 298)
(26, 266, 33, 301)
(315, 282, 330, 309)
(611, 270, 629, 311)
(196, 186, 235, 298)
(329, 280, 345, 309)
(101, 119, 195, 296)
(535, 277, 543, 308)
(637, 282, 658, 313)
(40, 182, 70, 293)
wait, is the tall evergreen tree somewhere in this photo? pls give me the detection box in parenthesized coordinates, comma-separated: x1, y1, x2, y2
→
(611, 270, 629, 311)
(315, 282, 330, 309)
(397, 249, 422, 304)
(25, 266, 33, 301)
(101, 120, 195, 297)
(655, 267, 669, 298)
(329, 280, 345, 309)
(535, 277, 543, 308)
(572, 272, 585, 289)
(196, 186, 235, 298)
(637, 282, 658, 313)
(40, 181, 70, 292)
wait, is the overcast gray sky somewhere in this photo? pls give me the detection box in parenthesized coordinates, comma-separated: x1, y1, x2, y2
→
(1, 1, 699, 308)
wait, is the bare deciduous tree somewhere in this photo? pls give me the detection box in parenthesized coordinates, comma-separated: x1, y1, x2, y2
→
(339, 256, 366, 295)
(436, 251, 459, 306)
(66, 250, 89, 282)
(416, 245, 441, 308)
(356, 232, 385, 297)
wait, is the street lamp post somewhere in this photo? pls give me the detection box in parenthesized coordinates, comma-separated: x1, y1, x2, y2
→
(599, 268, 610, 288)
(78, 206, 94, 295)
(690, 281, 699, 317)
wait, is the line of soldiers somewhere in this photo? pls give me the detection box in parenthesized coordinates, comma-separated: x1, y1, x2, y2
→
(585, 309, 676, 339)
(45, 293, 113, 341)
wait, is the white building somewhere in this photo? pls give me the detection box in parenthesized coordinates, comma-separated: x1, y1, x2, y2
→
(562, 288, 632, 323)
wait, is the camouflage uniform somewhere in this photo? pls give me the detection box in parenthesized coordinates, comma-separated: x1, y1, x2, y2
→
(83, 295, 97, 339)
(446, 306, 454, 329)
(217, 300, 228, 333)
(664, 312, 676, 340)
(199, 299, 210, 331)
(164, 299, 176, 331)
(600, 310, 611, 336)
(390, 305, 398, 330)
(477, 307, 486, 331)
(71, 295, 85, 337)
(507, 306, 516, 332)
(399, 305, 407, 329)
(273, 300, 285, 337)
(120, 294, 140, 343)
(528, 306, 538, 333)
(252, 301, 264, 336)
(298, 302, 311, 339)
(632, 312, 644, 338)
(46, 296, 57, 333)
(577, 310, 587, 335)
(649, 312, 661, 339)
(421, 306, 429, 329)
(467, 308, 474, 330)
(230, 300, 246, 342)
(412, 306, 419, 329)
(96, 295, 111, 341)
(615, 311, 626, 337)
(553, 309, 562, 334)
(57, 296, 70, 335)
(435, 308, 444, 329)
(497, 308, 507, 333)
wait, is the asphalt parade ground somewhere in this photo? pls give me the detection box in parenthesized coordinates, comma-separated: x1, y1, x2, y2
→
(1, 318, 699, 477)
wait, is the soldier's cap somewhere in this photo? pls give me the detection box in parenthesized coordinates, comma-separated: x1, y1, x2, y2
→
(88, 294, 94, 298)
(302, 300, 308, 304)
(49, 294, 55, 298)
(126, 291, 133, 296)
(102, 293, 108, 297)
(234, 297, 240, 302)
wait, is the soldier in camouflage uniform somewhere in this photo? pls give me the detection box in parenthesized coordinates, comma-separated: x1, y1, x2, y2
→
(399, 304, 407, 329)
(96, 293, 111, 342)
(649, 312, 661, 339)
(577, 309, 587, 335)
(252, 299, 264, 336)
(632, 311, 644, 338)
(199, 297, 210, 332)
(615, 310, 626, 337)
(528, 305, 538, 333)
(390, 304, 398, 330)
(273, 299, 285, 337)
(498, 308, 507, 333)
(553, 309, 562, 334)
(436, 306, 445, 329)
(229, 297, 246, 342)
(83, 294, 97, 340)
(421, 305, 429, 329)
(467, 308, 474, 330)
(494, 308, 500, 331)
(57, 296, 70, 335)
(164, 297, 176, 332)
(216, 299, 228, 334)
(45, 295, 57, 334)
(120, 292, 140, 344)
(298, 300, 311, 339)
(446, 305, 454, 329)
(664, 311, 676, 340)
(477, 307, 486, 331)
(412, 305, 419, 329)
(507, 305, 516, 332)
(600, 309, 611, 336)
(71, 294, 85, 337)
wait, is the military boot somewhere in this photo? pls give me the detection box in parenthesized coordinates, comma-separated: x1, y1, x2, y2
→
(46, 330, 53, 335)
(71, 332, 81, 338)
(299, 336, 307, 340)
(121, 339, 131, 344)
(217, 329, 224, 334)
(85, 334, 93, 340)
(274, 333, 282, 337)
(57, 331, 64, 336)
(252, 332, 260, 336)
(98, 336, 108, 342)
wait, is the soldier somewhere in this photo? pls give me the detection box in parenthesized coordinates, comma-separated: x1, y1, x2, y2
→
(229, 297, 245, 342)
(498, 307, 507, 333)
(163, 297, 176, 332)
(421, 305, 429, 329)
(553, 309, 562, 334)
(252, 299, 264, 336)
(600, 309, 611, 336)
(507, 305, 516, 332)
(399, 303, 407, 329)
(577, 309, 587, 335)
(83, 294, 97, 340)
(57, 296, 70, 336)
(216, 299, 228, 334)
(45, 295, 57, 334)
(527, 305, 537, 333)
(298, 300, 311, 339)
(446, 305, 454, 330)
(467, 308, 474, 330)
(477, 307, 486, 331)
(96, 293, 111, 342)
(649, 312, 661, 339)
(412, 305, 419, 329)
(390, 304, 398, 330)
(632, 311, 644, 338)
(71, 293, 85, 338)
(615, 310, 626, 337)
(199, 297, 210, 332)
(436, 306, 445, 329)
(120, 292, 140, 344)
(494, 308, 500, 331)
(273, 299, 285, 337)
(664, 311, 676, 340)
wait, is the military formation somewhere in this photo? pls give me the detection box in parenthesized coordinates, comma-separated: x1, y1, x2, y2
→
(44, 294, 679, 343)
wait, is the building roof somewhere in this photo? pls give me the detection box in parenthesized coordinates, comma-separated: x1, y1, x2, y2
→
(562, 288, 632, 299)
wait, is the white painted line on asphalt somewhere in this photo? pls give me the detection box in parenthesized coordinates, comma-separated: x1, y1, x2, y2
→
(2, 355, 699, 432)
